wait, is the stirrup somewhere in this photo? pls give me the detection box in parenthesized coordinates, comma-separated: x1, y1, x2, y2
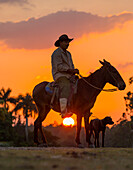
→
(61, 112, 73, 118)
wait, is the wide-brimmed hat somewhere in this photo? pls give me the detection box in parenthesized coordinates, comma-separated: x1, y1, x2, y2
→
(54, 34, 73, 47)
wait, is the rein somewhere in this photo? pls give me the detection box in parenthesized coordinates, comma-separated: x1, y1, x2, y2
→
(78, 73, 118, 92)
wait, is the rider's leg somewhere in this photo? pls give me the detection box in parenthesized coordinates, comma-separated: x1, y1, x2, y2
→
(59, 98, 67, 113)
(56, 76, 73, 118)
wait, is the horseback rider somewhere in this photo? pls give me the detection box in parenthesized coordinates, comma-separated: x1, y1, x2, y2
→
(51, 34, 79, 118)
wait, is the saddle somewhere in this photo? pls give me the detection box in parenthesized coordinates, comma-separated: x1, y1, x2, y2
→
(45, 75, 79, 108)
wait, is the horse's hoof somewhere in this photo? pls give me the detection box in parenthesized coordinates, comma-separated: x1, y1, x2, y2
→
(37, 143, 48, 147)
(34, 142, 40, 146)
(88, 144, 95, 148)
(77, 144, 84, 148)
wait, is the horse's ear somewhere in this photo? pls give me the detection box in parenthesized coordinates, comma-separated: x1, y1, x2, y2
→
(103, 59, 110, 65)
(99, 60, 104, 65)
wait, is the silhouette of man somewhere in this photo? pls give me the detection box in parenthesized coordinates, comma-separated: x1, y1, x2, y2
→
(51, 34, 79, 118)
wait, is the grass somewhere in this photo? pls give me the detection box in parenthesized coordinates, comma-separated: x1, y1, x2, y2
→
(0, 147, 133, 170)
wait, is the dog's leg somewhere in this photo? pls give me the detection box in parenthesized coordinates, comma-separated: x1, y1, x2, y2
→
(94, 132, 97, 147)
(95, 132, 99, 147)
(97, 133, 100, 147)
(102, 130, 105, 147)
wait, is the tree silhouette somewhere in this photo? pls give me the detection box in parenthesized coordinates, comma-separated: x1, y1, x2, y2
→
(124, 77, 133, 116)
(124, 92, 133, 112)
(124, 75, 133, 117)
(0, 99, 7, 120)
(14, 93, 37, 143)
(0, 88, 16, 127)
(124, 77, 133, 147)
(0, 88, 16, 111)
(129, 76, 133, 85)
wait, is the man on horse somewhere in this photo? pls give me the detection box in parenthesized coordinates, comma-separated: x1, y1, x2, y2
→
(51, 34, 79, 118)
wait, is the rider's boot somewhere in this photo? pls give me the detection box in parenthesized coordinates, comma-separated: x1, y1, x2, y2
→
(59, 98, 73, 118)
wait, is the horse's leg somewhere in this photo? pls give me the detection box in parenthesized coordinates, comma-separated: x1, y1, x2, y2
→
(34, 104, 50, 145)
(34, 116, 40, 144)
(84, 113, 90, 147)
(34, 104, 42, 144)
(39, 105, 50, 145)
(75, 114, 82, 147)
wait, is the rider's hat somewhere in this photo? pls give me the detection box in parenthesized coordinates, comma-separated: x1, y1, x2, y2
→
(54, 34, 73, 47)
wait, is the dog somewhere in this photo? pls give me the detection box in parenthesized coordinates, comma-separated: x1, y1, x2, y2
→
(89, 116, 114, 147)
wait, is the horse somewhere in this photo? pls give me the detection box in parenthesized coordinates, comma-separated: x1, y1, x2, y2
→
(32, 59, 126, 147)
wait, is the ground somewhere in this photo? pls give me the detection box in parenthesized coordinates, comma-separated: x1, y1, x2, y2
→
(0, 147, 133, 170)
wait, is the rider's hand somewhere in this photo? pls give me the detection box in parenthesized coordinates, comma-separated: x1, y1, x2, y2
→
(74, 68, 79, 74)
(67, 68, 79, 74)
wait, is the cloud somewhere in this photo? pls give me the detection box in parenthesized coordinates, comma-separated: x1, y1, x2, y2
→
(0, 11, 133, 49)
(117, 62, 133, 69)
(0, 0, 28, 5)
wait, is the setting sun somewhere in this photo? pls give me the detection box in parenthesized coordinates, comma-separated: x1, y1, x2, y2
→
(63, 118, 75, 127)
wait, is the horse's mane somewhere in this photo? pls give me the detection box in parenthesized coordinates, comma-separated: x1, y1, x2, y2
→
(80, 66, 103, 82)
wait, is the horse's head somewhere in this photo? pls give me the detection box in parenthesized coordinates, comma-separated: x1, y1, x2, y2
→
(99, 59, 126, 90)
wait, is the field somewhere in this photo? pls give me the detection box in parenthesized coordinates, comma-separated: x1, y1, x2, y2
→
(0, 147, 133, 170)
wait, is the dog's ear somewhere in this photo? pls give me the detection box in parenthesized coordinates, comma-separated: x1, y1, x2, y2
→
(104, 116, 110, 122)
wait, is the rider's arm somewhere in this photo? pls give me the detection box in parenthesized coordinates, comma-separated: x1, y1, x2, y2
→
(52, 50, 79, 74)
(52, 51, 69, 72)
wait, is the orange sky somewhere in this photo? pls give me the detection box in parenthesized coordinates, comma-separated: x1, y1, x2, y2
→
(1, 0, 133, 21)
(0, 1, 133, 126)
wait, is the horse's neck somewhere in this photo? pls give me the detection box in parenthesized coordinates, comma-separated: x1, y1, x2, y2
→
(75, 67, 107, 112)
(86, 67, 106, 90)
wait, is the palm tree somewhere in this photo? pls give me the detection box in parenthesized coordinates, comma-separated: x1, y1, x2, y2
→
(14, 93, 37, 143)
(129, 77, 133, 85)
(0, 99, 7, 120)
(0, 88, 16, 126)
(124, 91, 133, 113)
(0, 88, 16, 111)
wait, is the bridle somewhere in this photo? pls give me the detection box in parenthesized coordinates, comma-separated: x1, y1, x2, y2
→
(78, 66, 119, 92)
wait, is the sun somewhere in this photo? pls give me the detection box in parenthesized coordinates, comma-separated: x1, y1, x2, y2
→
(63, 117, 75, 127)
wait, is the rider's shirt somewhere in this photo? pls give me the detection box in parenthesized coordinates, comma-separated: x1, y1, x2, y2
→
(51, 47, 75, 81)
